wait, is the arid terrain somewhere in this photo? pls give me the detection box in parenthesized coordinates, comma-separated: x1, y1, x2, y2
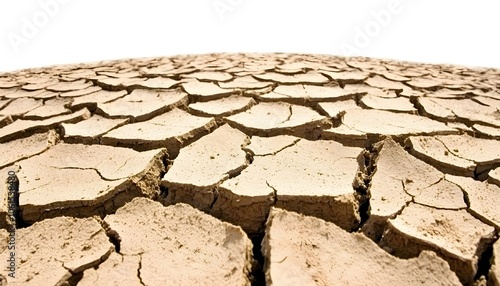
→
(0, 53, 499, 285)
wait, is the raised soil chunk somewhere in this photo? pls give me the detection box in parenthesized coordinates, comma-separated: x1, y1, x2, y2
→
(161, 124, 249, 211)
(320, 70, 369, 83)
(363, 138, 466, 241)
(14, 143, 166, 223)
(135, 77, 179, 89)
(359, 94, 417, 113)
(343, 83, 398, 98)
(490, 167, 500, 186)
(79, 253, 142, 286)
(81, 198, 253, 286)
(365, 75, 409, 91)
(263, 207, 461, 286)
(102, 108, 216, 154)
(490, 239, 500, 286)
(218, 75, 273, 89)
(214, 136, 363, 234)
(317, 100, 361, 118)
(23, 97, 72, 119)
(0, 98, 43, 118)
(253, 71, 329, 84)
(0, 217, 114, 286)
(181, 71, 233, 82)
(0, 108, 90, 143)
(188, 96, 256, 117)
(45, 79, 93, 92)
(62, 114, 129, 142)
(473, 124, 500, 138)
(71, 89, 127, 108)
(406, 135, 500, 176)
(381, 203, 496, 284)
(418, 97, 500, 127)
(261, 84, 363, 102)
(0, 131, 57, 168)
(445, 174, 500, 229)
(225, 102, 329, 138)
(339, 109, 458, 137)
(97, 89, 188, 121)
(96, 77, 145, 90)
(406, 77, 443, 89)
(59, 85, 102, 98)
(182, 79, 236, 100)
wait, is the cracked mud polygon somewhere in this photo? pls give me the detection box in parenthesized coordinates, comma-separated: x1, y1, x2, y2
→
(0, 53, 499, 285)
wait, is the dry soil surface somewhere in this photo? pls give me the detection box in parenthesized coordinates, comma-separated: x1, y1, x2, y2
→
(0, 53, 499, 285)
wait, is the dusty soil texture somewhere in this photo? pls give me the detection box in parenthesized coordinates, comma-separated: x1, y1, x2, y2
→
(0, 53, 499, 285)
(263, 207, 461, 286)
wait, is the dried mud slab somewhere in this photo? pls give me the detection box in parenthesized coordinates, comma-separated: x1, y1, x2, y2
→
(0, 217, 114, 285)
(418, 97, 500, 127)
(70, 89, 127, 109)
(188, 96, 256, 117)
(161, 124, 249, 211)
(406, 135, 500, 177)
(213, 136, 363, 235)
(365, 75, 409, 91)
(79, 198, 253, 286)
(363, 138, 467, 241)
(182, 79, 236, 100)
(490, 167, 500, 187)
(59, 86, 102, 98)
(0, 98, 43, 118)
(182, 71, 233, 82)
(317, 100, 361, 118)
(102, 108, 216, 155)
(13, 143, 167, 223)
(135, 77, 179, 89)
(225, 102, 329, 138)
(381, 203, 496, 284)
(253, 71, 329, 84)
(46, 79, 93, 92)
(473, 124, 500, 139)
(359, 94, 417, 113)
(445, 174, 500, 229)
(62, 115, 129, 143)
(218, 75, 273, 89)
(23, 97, 72, 119)
(0, 108, 90, 143)
(0, 130, 58, 168)
(336, 109, 458, 139)
(97, 89, 188, 122)
(263, 208, 461, 286)
(320, 70, 369, 83)
(259, 84, 363, 103)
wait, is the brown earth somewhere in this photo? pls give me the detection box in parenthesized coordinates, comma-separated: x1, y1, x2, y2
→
(0, 53, 499, 285)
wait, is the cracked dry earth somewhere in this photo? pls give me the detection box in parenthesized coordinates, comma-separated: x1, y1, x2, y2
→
(0, 53, 499, 286)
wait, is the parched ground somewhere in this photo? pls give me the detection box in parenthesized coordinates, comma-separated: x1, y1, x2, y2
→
(0, 53, 499, 285)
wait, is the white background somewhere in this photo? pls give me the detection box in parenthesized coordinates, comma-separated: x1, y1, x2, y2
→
(1, 0, 499, 72)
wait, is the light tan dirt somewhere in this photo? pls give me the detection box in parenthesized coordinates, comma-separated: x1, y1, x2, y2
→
(161, 124, 249, 211)
(213, 136, 363, 235)
(381, 203, 496, 284)
(79, 198, 253, 286)
(0, 53, 499, 285)
(0, 217, 114, 285)
(263, 207, 461, 286)
(10, 143, 166, 223)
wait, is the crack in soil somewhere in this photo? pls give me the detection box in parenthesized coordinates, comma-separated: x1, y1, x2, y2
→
(138, 253, 146, 286)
